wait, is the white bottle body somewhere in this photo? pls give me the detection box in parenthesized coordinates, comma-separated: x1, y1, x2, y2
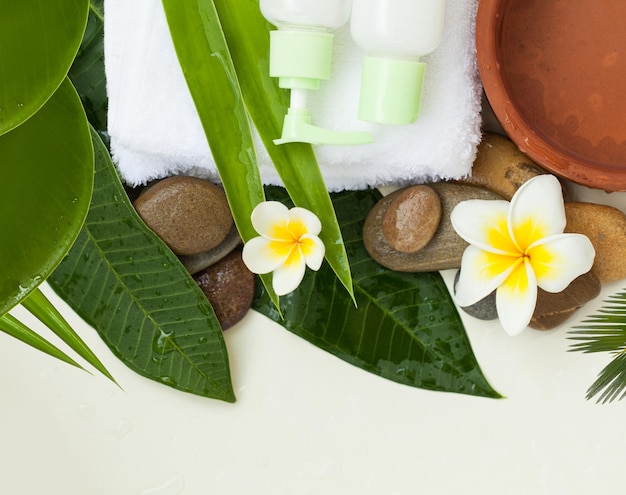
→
(351, 0, 446, 59)
(260, 0, 353, 31)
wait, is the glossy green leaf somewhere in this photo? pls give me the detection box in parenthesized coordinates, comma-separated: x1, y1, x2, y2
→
(215, 0, 355, 302)
(0, 313, 83, 371)
(69, 0, 108, 134)
(21, 287, 116, 383)
(0, 78, 94, 316)
(0, 0, 89, 135)
(49, 129, 235, 402)
(161, 0, 275, 301)
(254, 187, 501, 399)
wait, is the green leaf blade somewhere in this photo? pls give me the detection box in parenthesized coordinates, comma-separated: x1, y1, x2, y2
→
(49, 129, 235, 402)
(0, 78, 94, 316)
(254, 188, 501, 399)
(0, 314, 84, 371)
(0, 0, 89, 134)
(21, 287, 116, 383)
(161, 0, 279, 309)
(215, 0, 355, 301)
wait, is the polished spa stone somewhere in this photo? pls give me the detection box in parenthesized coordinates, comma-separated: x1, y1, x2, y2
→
(456, 133, 549, 201)
(364, 183, 503, 272)
(381, 185, 442, 253)
(564, 202, 626, 283)
(134, 176, 233, 256)
(193, 249, 255, 330)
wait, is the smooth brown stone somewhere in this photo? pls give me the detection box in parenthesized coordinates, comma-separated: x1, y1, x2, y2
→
(565, 202, 626, 283)
(381, 185, 441, 253)
(363, 183, 503, 272)
(193, 249, 255, 330)
(134, 176, 233, 256)
(457, 133, 550, 200)
(530, 271, 601, 330)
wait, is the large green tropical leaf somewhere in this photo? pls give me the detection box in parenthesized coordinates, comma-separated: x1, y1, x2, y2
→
(215, 0, 355, 302)
(49, 129, 235, 402)
(254, 187, 501, 399)
(0, 78, 94, 316)
(0, 0, 89, 135)
(69, 0, 107, 134)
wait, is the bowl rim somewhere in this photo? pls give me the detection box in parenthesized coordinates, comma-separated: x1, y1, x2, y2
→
(476, 0, 626, 192)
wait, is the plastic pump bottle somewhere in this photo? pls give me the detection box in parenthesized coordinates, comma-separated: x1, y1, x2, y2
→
(260, 0, 373, 145)
(351, 0, 446, 125)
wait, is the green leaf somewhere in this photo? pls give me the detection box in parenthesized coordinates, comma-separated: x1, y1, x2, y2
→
(0, 313, 84, 370)
(570, 291, 626, 403)
(49, 128, 235, 402)
(0, 78, 94, 316)
(215, 0, 355, 302)
(0, 0, 89, 135)
(69, 0, 108, 134)
(21, 287, 116, 383)
(254, 187, 501, 399)
(161, 0, 278, 308)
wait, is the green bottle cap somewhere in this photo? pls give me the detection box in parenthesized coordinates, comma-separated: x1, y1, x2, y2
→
(358, 56, 426, 125)
(269, 30, 334, 90)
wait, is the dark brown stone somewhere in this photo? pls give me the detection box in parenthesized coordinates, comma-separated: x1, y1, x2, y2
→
(134, 176, 233, 256)
(193, 249, 255, 330)
(530, 271, 601, 330)
(381, 185, 441, 253)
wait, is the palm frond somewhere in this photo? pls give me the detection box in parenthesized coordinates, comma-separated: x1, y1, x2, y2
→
(569, 290, 626, 403)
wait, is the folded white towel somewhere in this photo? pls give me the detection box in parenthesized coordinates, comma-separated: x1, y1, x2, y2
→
(105, 0, 482, 191)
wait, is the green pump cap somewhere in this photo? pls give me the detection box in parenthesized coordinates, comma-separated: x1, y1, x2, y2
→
(358, 56, 426, 125)
(269, 30, 334, 90)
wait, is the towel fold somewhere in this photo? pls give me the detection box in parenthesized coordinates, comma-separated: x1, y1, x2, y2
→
(104, 0, 482, 191)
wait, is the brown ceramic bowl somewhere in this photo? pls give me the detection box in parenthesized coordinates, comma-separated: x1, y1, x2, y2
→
(477, 0, 626, 191)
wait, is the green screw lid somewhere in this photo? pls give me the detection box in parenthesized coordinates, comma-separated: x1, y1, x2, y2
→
(269, 30, 334, 90)
(358, 56, 426, 125)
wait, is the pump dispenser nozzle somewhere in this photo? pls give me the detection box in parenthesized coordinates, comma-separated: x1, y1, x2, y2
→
(274, 88, 373, 145)
(261, 1, 373, 146)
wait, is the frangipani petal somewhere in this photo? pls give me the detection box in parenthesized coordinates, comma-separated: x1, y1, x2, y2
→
(508, 175, 566, 251)
(451, 200, 517, 255)
(496, 261, 537, 336)
(242, 236, 289, 274)
(250, 201, 289, 239)
(288, 207, 322, 237)
(272, 247, 307, 296)
(455, 245, 521, 307)
(300, 233, 325, 270)
(529, 233, 596, 293)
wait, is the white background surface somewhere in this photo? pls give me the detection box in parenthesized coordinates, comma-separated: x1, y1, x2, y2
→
(1, 180, 625, 495)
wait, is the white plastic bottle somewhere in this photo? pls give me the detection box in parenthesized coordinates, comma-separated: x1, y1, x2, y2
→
(351, 0, 447, 125)
(260, 0, 373, 145)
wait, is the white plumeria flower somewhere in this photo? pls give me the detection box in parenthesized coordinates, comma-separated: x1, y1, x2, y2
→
(450, 174, 595, 336)
(242, 201, 325, 296)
